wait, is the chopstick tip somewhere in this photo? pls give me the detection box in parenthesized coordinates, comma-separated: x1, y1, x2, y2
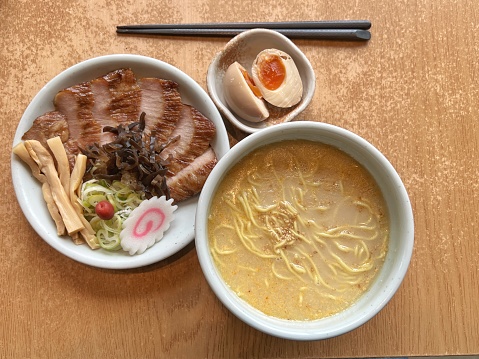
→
(357, 30, 371, 40)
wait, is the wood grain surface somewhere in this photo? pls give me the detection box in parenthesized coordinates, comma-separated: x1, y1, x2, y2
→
(1, 0, 478, 358)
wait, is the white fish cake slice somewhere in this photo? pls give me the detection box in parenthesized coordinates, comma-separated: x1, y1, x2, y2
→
(120, 196, 177, 255)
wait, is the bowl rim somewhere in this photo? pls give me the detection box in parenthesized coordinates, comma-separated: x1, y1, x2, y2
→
(207, 28, 316, 134)
(12, 53, 230, 269)
(195, 121, 414, 340)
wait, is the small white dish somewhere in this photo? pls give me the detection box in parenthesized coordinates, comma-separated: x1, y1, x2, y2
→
(11, 54, 230, 269)
(207, 29, 316, 134)
(195, 121, 414, 340)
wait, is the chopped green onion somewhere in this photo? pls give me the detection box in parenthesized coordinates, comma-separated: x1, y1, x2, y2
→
(80, 179, 144, 251)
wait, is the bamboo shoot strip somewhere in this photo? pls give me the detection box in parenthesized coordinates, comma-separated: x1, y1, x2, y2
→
(24, 140, 85, 235)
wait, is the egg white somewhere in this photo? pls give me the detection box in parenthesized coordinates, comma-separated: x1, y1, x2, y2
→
(222, 62, 269, 123)
(252, 49, 303, 108)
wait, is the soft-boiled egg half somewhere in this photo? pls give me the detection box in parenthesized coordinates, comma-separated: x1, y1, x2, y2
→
(222, 61, 269, 123)
(252, 49, 303, 108)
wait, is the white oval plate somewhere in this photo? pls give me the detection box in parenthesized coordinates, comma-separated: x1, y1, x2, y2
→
(11, 54, 230, 269)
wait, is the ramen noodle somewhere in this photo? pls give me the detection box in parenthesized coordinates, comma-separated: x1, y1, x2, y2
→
(207, 140, 389, 320)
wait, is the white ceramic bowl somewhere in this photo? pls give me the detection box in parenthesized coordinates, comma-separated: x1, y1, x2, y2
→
(12, 54, 230, 269)
(195, 121, 414, 340)
(207, 29, 316, 134)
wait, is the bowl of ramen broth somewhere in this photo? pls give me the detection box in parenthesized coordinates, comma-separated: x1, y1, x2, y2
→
(195, 121, 414, 340)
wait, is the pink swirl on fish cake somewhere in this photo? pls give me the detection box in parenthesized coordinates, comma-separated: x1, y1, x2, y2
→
(120, 196, 177, 255)
(132, 208, 166, 239)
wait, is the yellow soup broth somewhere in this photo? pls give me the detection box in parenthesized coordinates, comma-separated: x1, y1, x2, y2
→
(208, 140, 389, 320)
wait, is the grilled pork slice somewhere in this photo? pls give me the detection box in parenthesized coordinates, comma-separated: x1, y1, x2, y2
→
(54, 68, 142, 148)
(21, 111, 80, 167)
(161, 104, 216, 177)
(90, 76, 119, 145)
(22, 107, 85, 169)
(22, 111, 69, 147)
(102, 68, 141, 126)
(138, 78, 182, 144)
(53, 80, 102, 150)
(166, 147, 217, 202)
(21, 68, 218, 204)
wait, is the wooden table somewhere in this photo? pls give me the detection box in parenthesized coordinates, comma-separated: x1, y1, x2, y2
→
(2, 0, 478, 357)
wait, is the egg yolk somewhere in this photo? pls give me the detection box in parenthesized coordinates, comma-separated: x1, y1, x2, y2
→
(256, 54, 286, 91)
(239, 67, 263, 98)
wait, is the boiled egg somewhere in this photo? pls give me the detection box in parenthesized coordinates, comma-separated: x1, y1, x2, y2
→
(222, 61, 269, 123)
(251, 49, 303, 108)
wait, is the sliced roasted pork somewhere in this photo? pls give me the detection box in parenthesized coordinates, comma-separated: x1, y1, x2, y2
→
(22, 111, 69, 146)
(21, 111, 80, 167)
(161, 104, 216, 177)
(138, 78, 183, 144)
(90, 76, 119, 144)
(22, 67, 218, 203)
(53, 80, 102, 150)
(102, 68, 141, 126)
(166, 147, 217, 202)
(54, 68, 142, 148)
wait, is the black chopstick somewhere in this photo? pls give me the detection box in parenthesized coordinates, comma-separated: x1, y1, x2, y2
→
(117, 28, 370, 41)
(117, 20, 371, 30)
(117, 27, 371, 41)
(116, 20, 371, 41)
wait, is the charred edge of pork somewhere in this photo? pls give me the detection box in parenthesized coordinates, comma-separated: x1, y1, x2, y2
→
(80, 112, 175, 200)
